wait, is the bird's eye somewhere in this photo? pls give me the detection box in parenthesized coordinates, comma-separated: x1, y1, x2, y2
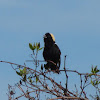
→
(44, 35, 47, 38)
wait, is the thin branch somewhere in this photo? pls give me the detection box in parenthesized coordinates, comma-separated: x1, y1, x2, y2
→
(49, 96, 89, 100)
(64, 55, 68, 92)
(0, 60, 100, 76)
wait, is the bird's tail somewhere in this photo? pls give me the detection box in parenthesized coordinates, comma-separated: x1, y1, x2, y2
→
(44, 61, 60, 74)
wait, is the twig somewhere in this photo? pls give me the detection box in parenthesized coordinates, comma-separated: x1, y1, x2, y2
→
(64, 55, 68, 94)
(49, 96, 89, 100)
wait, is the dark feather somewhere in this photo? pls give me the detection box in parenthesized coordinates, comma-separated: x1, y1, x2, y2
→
(43, 33, 61, 71)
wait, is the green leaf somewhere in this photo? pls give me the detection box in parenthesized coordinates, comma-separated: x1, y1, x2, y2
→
(36, 76, 39, 83)
(95, 80, 98, 85)
(22, 67, 27, 74)
(91, 67, 94, 73)
(19, 68, 23, 75)
(94, 66, 97, 73)
(91, 66, 99, 74)
(29, 43, 34, 50)
(33, 43, 36, 50)
(23, 75, 26, 82)
(36, 42, 40, 50)
(28, 77, 32, 83)
(91, 79, 94, 86)
(38, 42, 40, 48)
(16, 71, 22, 76)
(38, 47, 44, 51)
(33, 43, 35, 47)
(95, 66, 100, 73)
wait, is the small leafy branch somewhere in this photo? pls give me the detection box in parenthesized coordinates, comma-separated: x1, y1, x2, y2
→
(0, 42, 100, 100)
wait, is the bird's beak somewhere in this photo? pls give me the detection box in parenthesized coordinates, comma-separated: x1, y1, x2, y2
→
(43, 35, 47, 38)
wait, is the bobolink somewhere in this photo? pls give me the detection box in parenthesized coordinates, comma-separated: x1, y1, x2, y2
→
(43, 33, 61, 71)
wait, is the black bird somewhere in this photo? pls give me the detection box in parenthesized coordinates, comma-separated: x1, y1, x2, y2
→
(43, 33, 61, 71)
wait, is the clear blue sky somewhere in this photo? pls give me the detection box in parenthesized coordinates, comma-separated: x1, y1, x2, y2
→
(0, 0, 100, 99)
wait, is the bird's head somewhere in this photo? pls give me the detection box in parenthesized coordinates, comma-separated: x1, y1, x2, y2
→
(44, 33, 55, 47)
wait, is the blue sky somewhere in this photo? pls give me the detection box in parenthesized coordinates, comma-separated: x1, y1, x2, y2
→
(0, 0, 100, 99)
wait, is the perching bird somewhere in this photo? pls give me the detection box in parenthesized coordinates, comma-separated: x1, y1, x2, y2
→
(43, 33, 61, 72)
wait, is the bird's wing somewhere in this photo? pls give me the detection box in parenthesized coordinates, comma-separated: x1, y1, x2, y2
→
(54, 43, 61, 68)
